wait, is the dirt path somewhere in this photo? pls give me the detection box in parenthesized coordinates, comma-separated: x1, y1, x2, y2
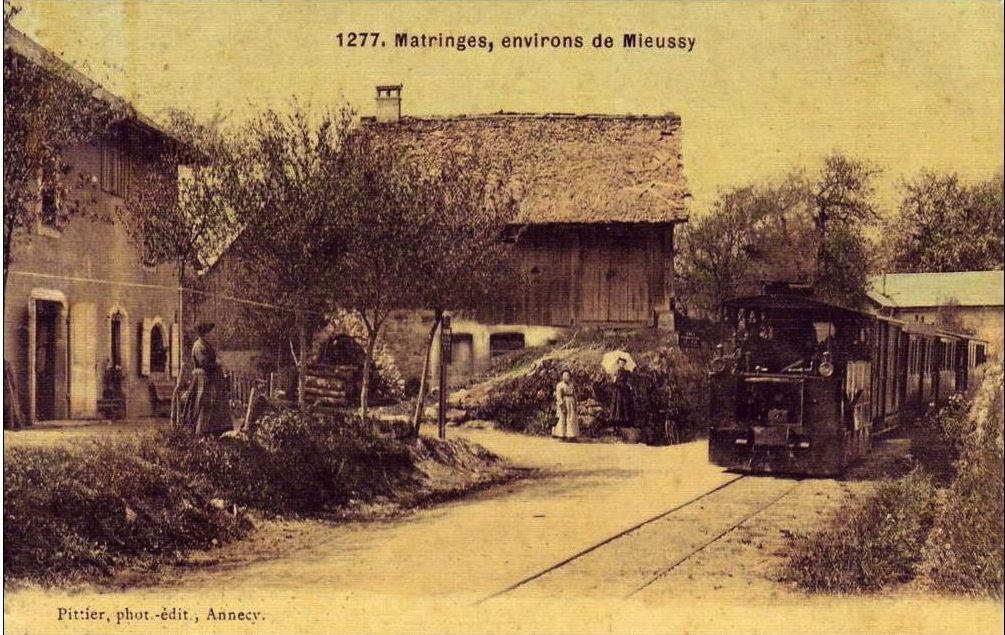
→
(4, 427, 1002, 635)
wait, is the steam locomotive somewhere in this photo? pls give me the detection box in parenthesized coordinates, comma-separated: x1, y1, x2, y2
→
(707, 286, 987, 476)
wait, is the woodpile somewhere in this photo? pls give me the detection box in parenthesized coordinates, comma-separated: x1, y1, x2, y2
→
(303, 363, 358, 412)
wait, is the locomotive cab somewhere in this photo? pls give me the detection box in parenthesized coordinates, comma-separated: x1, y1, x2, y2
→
(708, 293, 875, 476)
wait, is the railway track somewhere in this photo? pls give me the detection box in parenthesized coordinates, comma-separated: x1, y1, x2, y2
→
(479, 474, 804, 603)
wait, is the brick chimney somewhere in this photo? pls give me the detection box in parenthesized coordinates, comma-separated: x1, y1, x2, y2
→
(375, 84, 402, 123)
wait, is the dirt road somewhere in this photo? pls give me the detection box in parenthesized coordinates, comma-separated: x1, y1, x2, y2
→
(4, 426, 1002, 634)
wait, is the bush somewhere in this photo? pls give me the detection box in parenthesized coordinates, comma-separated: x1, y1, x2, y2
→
(467, 331, 711, 442)
(784, 470, 936, 593)
(922, 364, 1004, 597)
(142, 409, 415, 515)
(403, 376, 421, 399)
(635, 345, 711, 441)
(3, 444, 248, 585)
(3, 408, 456, 585)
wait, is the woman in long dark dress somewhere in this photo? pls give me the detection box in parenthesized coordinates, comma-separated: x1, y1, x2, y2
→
(181, 322, 233, 436)
(610, 357, 634, 426)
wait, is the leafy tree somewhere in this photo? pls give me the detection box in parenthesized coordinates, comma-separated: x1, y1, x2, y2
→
(677, 154, 879, 316)
(676, 174, 813, 317)
(3, 6, 124, 297)
(808, 154, 880, 306)
(883, 170, 1004, 273)
(814, 223, 871, 308)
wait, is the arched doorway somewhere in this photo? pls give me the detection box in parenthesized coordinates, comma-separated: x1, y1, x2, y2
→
(33, 300, 61, 420)
(27, 289, 69, 423)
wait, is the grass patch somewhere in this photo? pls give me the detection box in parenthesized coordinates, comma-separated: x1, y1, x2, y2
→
(141, 410, 417, 515)
(921, 364, 1004, 598)
(3, 445, 249, 586)
(784, 470, 936, 593)
(3, 408, 507, 587)
(784, 363, 1004, 597)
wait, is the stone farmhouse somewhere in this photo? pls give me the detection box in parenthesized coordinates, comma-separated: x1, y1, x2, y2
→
(4, 28, 186, 425)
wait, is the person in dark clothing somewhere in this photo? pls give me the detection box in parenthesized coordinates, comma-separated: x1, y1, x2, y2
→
(609, 357, 634, 426)
(181, 322, 233, 436)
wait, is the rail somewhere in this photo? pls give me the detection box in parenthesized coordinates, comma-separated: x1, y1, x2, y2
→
(479, 474, 805, 603)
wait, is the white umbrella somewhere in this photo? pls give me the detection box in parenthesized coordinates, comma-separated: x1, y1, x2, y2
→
(601, 350, 637, 376)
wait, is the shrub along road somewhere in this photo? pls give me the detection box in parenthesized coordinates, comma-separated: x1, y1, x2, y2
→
(4, 426, 1002, 635)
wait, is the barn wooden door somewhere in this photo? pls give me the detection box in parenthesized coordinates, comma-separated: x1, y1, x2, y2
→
(522, 238, 573, 326)
(580, 237, 650, 324)
(580, 240, 609, 322)
(69, 302, 98, 418)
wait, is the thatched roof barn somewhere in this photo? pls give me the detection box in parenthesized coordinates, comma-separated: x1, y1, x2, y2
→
(365, 86, 690, 380)
(366, 86, 690, 331)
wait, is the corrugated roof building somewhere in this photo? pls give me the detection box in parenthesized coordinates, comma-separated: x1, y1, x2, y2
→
(868, 270, 1004, 357)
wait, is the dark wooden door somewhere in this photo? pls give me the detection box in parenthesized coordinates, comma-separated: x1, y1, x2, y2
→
(34, 301, 59, 420)
(522, 238, 573, 326)
(580, 237, 650, 324)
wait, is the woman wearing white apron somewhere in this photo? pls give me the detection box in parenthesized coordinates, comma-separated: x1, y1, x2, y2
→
(553, 370, 579, 441)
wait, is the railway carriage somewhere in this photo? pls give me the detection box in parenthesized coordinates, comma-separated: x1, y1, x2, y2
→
(707, 287, 985, 476)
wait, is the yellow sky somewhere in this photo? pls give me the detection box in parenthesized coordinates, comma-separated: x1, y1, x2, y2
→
(13, 0, 1005, 215)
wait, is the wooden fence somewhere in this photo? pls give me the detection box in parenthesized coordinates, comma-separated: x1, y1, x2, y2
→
(225, 370, 266, 413)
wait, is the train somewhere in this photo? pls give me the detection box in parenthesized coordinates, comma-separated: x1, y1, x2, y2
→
(707, 286, 988, 476)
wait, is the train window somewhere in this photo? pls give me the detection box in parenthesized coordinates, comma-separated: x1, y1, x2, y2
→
(813, 321, 835, 344)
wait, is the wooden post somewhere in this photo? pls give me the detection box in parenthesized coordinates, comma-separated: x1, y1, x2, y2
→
(242, 386, 257, 434)
(438, 315, 452, 440)
(438, 347, 447, 440)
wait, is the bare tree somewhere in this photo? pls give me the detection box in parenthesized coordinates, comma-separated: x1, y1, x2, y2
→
(404, 149, 518, 436)
(119, 110, 236, 423)
(326, 132, 427, 419)
(223, 102, 353, 410)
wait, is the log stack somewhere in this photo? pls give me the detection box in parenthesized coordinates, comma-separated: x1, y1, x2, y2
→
(303, 363, 358, 412)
